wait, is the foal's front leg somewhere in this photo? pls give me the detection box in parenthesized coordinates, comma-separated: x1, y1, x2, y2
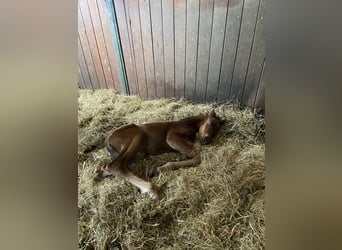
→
(155, 134, 201, 174)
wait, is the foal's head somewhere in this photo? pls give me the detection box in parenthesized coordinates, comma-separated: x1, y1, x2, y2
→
(199, 111, 223, 145)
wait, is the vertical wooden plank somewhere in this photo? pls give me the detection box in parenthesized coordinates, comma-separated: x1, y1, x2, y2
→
(229, 0, 260, 101)
(254, 58, 265, 110)
(206, 0, 229, 102)
(139, 0, 157, 99)
(185, 0, 200, 101)
(106, 0, 129, 94)
(217, 0, 244, 102)
(97, 0, 123, 92)
(242, 0, 265, 107)
(256, 85, 265, 111)
(78, 37, 93, 89)
(162, 0, 175, 98)
(78, 63, 86, 89)
(150, 0, 165, 98)
(113, 0, 138, 95)
(195, 0, 214, 102)
(87, 0, 113, 89)
(127, 0, 148, 98)
(78, 3, 99, 89)
(174, 0, 186, 98)
(79, 0, 107, 89)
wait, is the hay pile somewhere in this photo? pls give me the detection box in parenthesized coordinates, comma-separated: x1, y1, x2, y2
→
(78, 89, 265, 249)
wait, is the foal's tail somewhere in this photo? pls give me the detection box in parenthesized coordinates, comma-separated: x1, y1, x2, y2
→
(106, 144, 119, 159)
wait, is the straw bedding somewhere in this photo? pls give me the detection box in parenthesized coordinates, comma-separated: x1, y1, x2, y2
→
(78, 89, 265, 250)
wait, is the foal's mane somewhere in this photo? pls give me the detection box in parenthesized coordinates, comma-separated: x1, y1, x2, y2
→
(179, 114, 206, 123)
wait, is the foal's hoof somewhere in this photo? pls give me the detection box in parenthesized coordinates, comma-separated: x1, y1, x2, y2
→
(102, 171, 113, 178)
(140, 184, 160, 201)
(101, 165, 113, 178)
(149, 190, 160, 201)
(150, 184, 160, 200)
(140, 190, 159, 201)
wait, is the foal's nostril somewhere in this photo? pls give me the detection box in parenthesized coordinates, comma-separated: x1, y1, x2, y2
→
(201, 136, 210, 145)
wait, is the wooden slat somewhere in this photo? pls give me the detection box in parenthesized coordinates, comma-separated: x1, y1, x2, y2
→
(139, 0, 157, 99)
(229, 0, 260, 101)
(242, 0, 265, 107)
(78, 38, 93, 89)
(106, 0, 129, 94)
(217, 0, 244, 102)
(79, 0, 106, 89)
(78, 3, 99, 89)
(206, 0, 229, 102)
(113, 0, 138, 95)
(78, 63, 86, 89)
(150, 0, 165, 98)
(195, 0, 214, 102)
(254, 58, 265, 109)
(174, 0, 186, 98)
(97, 0, 122, 92)
(127, 0, 148, 98)
(162, 0, 175, 98)
(87, 0, 114, 89)
(185, 0, 199, 101)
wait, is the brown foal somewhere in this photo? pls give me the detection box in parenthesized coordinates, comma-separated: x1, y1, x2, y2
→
(102, 111, 223, 200)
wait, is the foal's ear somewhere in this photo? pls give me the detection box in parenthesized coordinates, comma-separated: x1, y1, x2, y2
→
(214, 113, 225, 125)
(209, 110, 216, 117)
(219, 118, 225, 125)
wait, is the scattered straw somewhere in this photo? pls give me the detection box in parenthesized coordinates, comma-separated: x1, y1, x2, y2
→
(78, 89, 265, 249)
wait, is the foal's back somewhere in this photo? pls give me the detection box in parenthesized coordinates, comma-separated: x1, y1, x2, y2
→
(108, 119, 199, 155)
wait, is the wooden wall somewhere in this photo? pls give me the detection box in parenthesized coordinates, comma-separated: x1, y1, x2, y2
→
(78, 0, 123, 91)
(78, 0, 265, 109)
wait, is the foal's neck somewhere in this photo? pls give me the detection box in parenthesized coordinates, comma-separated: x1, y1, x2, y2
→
(179, 115, 206, 131)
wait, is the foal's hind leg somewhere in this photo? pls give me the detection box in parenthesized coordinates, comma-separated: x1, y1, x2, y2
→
(106, 144, 145, 169)
(101, 145, 119, 177)
(103, 133, 159, 200)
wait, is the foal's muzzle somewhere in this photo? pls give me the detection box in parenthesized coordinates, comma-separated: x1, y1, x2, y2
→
(200, 136, 210, 145)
